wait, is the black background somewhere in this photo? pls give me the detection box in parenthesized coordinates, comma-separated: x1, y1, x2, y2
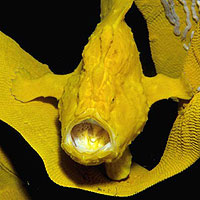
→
(0, 1, 199, 199)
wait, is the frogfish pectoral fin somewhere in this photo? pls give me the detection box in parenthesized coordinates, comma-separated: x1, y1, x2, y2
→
(142, 73, 192, 107)
(11, 67, 72, 102)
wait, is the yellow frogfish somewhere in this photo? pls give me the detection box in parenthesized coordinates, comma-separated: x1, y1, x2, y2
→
(1, 0, 200, 197)
(11, 0, 191, 180)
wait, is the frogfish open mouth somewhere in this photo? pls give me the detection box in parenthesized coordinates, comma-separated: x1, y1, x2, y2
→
(62, 117, 114, 166)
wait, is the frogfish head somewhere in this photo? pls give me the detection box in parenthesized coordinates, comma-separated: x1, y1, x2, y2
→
(59, 13, 149, 166)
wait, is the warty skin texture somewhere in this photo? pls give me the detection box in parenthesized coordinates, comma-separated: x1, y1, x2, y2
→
(59, 17, 149, 166)
(0, 0, 200, 197)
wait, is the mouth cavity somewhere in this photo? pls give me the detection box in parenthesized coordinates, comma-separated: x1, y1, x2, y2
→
(70, 119, 111, 153)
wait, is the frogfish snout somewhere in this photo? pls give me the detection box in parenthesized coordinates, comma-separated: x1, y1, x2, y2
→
(62, 118, 116, 166)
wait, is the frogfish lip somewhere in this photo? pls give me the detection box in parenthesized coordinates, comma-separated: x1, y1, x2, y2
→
(61, 118, 116, 166)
